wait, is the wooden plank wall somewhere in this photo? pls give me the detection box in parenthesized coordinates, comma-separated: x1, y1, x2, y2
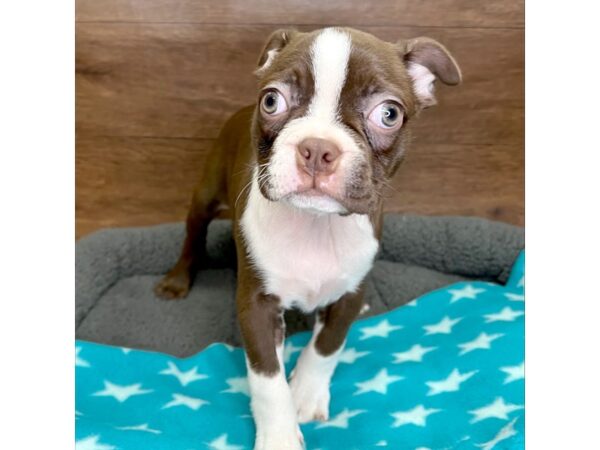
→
(76, 0, 524, 238)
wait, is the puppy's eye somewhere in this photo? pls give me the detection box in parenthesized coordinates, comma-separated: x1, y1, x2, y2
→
(260, 90, 288, 116)
(368, 102, 404, 130)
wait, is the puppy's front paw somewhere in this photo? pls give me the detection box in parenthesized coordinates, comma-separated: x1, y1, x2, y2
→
(289, 369, 331, 423)
(154, 270, 190, 300)
(254, 425, 304, 450)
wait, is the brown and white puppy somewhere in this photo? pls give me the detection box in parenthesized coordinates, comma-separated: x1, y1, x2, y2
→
(155, 27, 460, 450)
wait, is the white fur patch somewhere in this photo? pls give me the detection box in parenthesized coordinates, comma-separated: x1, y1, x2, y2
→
(289, 320, 343, 423)
(241, 177, 379, 311)
(309, 28, 352, 121)
(246, 355, 303, 450)
(407, 62, 437, 107)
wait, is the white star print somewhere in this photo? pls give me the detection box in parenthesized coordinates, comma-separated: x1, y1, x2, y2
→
(375, 441, 388, 446)
(114, 423, 161, 434)
(316, 408, 366, 429)
(359, 319, 403, 340)
(504, 292, 524, 302)
(76, 347, 90, 368)
(339, 347, 370, 364)
(284, 341, 303, 363)
(121, 347, 132, 354)
(393, 344, 437, 364)
(159, 361, 208, 386)
(426, 369, 478, 396)
(221, 377, 249, 396)
(75, 435, 116, 450)
(475, 418, 518, 450)
(207, 433, 244, 450)
(484, 307, 524, 323)
(405, 298, 419, 307)
(390, 405, 441, 428)
(423, 316, 462, 335)
(354, 368, 404, 395)
(92, 381, 152, 403)
(517, 276, 524, 287)
(458, 332, 504, 355)
(469, 397, 523, 423)
(448, 284, 486, 303)
(162, 393, 209, 410)
(500, 362, 524, 384)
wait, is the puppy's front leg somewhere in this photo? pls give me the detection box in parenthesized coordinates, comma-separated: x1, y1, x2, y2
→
(290, 289, 364, 423)
(155, 141, 227, 300)
(237, 287, 303, 450)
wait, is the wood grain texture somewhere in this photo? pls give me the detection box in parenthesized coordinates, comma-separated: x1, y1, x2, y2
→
(76, 0, 524, 28)
(76, 136, 211, 236)
(76, 24, 524, 146)
(393, 143, 524, 225)
(75, 1, 524, 238)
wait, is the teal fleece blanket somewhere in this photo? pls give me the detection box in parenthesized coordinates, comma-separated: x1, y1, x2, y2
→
(75, 252, 525, 450)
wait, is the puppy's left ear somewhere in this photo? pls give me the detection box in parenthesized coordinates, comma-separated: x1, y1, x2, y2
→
(255, 29, 298, 76)
(399, 37, 462, 109)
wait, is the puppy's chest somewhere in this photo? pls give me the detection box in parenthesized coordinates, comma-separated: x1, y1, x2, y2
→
(241, 187, 379, 311)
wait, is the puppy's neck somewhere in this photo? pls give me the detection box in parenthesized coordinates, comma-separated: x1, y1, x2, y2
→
(240, 175, 379, 312)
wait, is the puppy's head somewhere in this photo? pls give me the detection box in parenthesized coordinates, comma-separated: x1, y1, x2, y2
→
(251, 27, 461, 215)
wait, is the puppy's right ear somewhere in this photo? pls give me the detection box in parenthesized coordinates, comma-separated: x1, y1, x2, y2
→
(255, 29, 297, 75)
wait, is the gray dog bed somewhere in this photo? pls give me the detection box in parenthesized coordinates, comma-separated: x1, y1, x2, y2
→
(76, 214, 524, 358)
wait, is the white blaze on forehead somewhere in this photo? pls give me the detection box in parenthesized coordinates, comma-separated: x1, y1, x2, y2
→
(309, 28, 352, 121)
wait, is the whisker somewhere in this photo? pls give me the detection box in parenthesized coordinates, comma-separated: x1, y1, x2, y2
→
(234, 163, 273, 208)
(235, 179, 254, 208)
(233, 162, 269, 177)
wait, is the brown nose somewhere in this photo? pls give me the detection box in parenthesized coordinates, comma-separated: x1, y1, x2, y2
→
(296, 138, 341, 176)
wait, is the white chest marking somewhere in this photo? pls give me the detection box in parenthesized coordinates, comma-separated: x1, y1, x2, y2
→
(241, 180, 378, 311)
